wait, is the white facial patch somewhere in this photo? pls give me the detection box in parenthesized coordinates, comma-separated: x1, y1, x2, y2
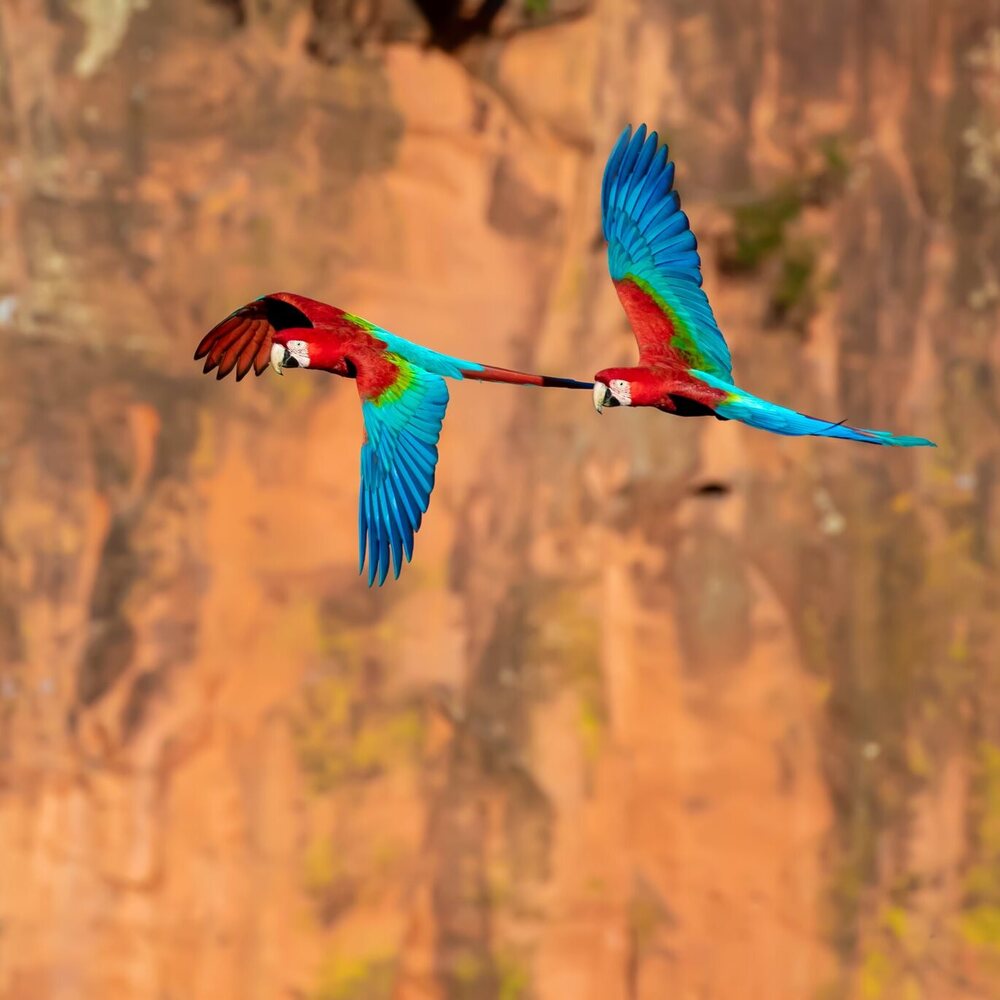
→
(609, 378, 632, 406)
(286, 339, 310, 368)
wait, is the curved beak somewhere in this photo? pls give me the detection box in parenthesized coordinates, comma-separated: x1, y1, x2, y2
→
(593, 382, 611, 414)
(270, 342, 287, 376)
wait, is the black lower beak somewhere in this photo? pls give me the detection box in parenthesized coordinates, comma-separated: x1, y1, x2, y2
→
(282, 350, 299, 369)
(593, 383, 617, 412)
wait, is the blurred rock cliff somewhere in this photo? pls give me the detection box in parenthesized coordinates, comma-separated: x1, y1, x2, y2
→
(0, 1, 998, 998)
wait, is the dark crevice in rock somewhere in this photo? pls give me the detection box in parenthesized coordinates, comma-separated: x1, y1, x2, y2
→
(412, 0, 507, 52)
(207, 0, 248, 26)
(71, 365, 203, 741)
(691, 481, 731, 498)
(78, 517, 141, 707)
(119, 669, 164, 741)
(434, 404, 553, 997)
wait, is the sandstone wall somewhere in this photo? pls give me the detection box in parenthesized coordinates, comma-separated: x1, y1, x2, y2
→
(0, 2, 998, 998)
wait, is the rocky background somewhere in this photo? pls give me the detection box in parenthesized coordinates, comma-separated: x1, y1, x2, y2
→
(0, 1, 998, 998)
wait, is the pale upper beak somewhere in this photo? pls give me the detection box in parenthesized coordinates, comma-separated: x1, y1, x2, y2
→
(270, 342, 286, 376)
(593, 382, 610, 414)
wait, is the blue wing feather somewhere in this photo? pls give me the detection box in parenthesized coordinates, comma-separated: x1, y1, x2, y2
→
(602, 124, 734, 383)
(358, 364, 450, 586)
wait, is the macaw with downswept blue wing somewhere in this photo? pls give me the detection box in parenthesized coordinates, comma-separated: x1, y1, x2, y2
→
(194, 293, 591, 585)
(592, 124, 935, 449)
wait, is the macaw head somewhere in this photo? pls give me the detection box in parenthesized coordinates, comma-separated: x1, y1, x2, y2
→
(269, 329, 357, 379)
(270, 332, 311, 375)
(592, 368, 633, 413)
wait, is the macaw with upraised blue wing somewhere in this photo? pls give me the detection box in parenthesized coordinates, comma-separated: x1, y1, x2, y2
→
(592, 124, 935, 448)
(194, 293, 591, 585)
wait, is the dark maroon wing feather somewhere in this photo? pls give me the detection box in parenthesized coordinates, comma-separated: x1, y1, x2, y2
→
(195, 295, 317, 381)
(194, 301, 276, 381)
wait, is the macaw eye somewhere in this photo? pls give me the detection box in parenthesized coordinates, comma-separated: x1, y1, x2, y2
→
(283, 339, 311, 369)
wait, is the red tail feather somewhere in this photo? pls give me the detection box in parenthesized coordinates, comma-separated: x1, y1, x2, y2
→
(461, 365, 592, 390)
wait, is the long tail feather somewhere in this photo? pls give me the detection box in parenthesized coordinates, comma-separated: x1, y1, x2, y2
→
(699, 373, 935, 447)
(460, 364, 593, 390)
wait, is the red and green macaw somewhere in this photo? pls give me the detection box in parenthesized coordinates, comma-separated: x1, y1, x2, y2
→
(194, 293, 590, 585)
(592, 124, 935, 448)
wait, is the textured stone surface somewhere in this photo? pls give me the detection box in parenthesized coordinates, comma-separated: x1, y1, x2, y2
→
(0, 2, 998, 998)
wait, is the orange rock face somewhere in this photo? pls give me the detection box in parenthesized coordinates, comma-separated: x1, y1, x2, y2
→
(0, 2, 998, 999)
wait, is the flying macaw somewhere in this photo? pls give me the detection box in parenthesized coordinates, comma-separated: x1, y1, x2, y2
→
(194, 293, 590, 585)
(592, 124, 935, 448)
